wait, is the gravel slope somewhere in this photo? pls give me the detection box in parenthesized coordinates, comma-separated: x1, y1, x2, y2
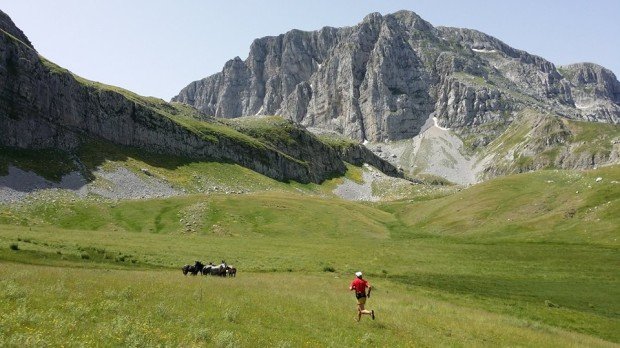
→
(332, 170, 379, 202)
(0, 165, 180, 203)
(365, 115, 482, 185)
(332, 164, 425, 202)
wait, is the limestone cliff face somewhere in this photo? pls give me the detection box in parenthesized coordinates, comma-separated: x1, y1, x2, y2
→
(174, 10, 620, 142)
(174, 11, 438, 142)
(560, 63, 620, 123)
(1, 11, 388, 184)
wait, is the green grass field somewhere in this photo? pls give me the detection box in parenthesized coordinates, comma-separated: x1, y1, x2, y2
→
(1, 166, 619, 346)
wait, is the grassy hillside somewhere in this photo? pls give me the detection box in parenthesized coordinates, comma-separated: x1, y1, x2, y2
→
(76, 140, 325, 195)
(1, 167, 618, 345)
(37, 56, 354, 183)
(1, 137, 370, 199)
(384, 165, 619, 246)
(478, 109, 620, 177)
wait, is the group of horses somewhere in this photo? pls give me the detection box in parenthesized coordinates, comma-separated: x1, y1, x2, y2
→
(182, 260, 237, 277)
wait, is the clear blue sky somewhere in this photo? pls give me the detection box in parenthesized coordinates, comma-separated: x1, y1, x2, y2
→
(2, 1, 618, 100)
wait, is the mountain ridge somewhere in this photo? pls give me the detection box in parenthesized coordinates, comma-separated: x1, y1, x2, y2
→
(173, 10, 619, 140)
(0, 10, 399, 184)
(173, 10, 619, 182)
(1, 9, 618, 187)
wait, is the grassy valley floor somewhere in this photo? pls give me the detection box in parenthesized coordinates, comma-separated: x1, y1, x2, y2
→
(1, 265, 616, 347)
(0, 167, 618, 346)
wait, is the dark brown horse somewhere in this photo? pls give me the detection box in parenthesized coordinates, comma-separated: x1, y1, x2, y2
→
(182, 261, 205, 276)
(227, 266, 237, 277)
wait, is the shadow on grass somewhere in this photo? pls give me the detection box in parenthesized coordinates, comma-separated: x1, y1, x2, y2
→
(391, 272, 619, 320)
(0, 137, 300, 194)
(0, 140, 226, 193)
(0, 131, 356, 194)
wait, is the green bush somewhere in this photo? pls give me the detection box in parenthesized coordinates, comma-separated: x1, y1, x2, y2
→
(322, 265, 335, 273)
(9, 243, 19, 251)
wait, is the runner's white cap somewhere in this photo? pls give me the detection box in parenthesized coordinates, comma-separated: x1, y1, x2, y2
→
(355, 271, 362, 277)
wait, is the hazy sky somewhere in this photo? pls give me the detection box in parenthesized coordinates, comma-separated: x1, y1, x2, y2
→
(2, 1, 618, 100)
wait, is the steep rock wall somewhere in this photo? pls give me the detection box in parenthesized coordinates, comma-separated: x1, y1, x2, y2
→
(0, 14, 354, 183)
(174, 11, 620, 143)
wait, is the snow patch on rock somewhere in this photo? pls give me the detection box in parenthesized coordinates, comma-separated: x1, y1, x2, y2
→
(471, 48, 497, 53)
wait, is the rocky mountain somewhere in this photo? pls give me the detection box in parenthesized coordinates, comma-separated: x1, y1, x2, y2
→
(0, 10, 398, 184)
(174, 11, 619, 140)
(174, 10, 620, 182)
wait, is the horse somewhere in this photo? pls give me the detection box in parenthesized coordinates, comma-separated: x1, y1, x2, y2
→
(201, 263, 214, 275)
(193, 261, 205, 275)
(226, 266, 237, 277)
(182, 261, 205, 276)
(182, 264, 194, 276)
(207, 263, 227, 277)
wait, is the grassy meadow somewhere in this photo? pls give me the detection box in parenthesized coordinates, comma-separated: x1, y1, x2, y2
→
(0, 166, 619, 346)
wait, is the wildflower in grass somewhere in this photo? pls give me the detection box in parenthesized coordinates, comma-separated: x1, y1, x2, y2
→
(214, 330, 238, 348)
(1, 280, 27, 300)
(276, 340, 293, 348)
(194, 328, 210, 342)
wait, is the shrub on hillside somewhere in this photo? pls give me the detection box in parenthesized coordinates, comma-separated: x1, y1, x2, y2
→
(9, 243, 19, 251)
(322, 265, 336, 272)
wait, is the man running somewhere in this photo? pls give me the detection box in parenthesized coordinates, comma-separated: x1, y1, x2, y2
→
(349, 271, 375, 322)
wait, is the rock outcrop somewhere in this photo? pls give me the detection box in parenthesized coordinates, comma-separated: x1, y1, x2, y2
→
(559, 63, 620, 123)
(174, 10, 620, 142)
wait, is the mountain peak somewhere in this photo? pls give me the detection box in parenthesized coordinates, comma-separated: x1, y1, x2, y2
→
(362, 12, 382, 22)
(173, 10, 619, 142)
(387, 10, 434, 32)
(0, 10, 33, 49)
